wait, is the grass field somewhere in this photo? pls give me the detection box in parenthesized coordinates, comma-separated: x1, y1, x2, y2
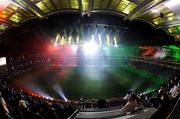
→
(9, 64, 167, 100)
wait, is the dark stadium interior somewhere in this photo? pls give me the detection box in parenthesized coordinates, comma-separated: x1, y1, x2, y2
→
(0, 0, 180, 119)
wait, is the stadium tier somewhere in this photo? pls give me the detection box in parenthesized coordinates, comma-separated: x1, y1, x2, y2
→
(0, 0, 180, 119)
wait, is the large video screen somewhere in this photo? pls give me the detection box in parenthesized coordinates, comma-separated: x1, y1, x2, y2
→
(0, 57, 6, 66)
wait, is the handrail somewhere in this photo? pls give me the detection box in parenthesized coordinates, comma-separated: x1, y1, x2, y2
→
(68, 109, 79, 119)
(167, 97, 180, 119)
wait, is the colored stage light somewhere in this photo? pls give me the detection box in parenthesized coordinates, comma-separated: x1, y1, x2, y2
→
(83, 40, 98, 55)
(153, 48, 167, 59)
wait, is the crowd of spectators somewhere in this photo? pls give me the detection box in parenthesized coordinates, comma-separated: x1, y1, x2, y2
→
(0, 81, 77, 119)
(0, 75, 179, 119)
(6, 53, 49, 79)
(149, 76, 180, 119)
(78, 76, 179, 118)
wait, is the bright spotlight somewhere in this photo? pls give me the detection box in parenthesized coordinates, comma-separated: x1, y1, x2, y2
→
(53, 84, 68, 102)
(28, 84, 53, 100)
(71, 45, 78, 52)
(83, 40, 98, 55)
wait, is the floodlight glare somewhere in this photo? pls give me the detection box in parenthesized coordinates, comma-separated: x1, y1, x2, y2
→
(71, 45, 78, 52)
(83, 40, 98, 55)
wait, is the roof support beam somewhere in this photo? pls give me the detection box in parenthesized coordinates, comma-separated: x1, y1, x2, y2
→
(157, 20, 180, 28)
(106, 0, 111, 9)
(88, 0, 93, 16)
(124, 0, 153, 21)
(137, 0, 167, 18)
(15, 0, 47, 19)
(12, 0, 36, 16)
(68, 0, 72, 9)
(113, 0, 122, 9)
(78, 0, 83, 15)
(124, 0, 166, 21)
(92, 10, 126, 17)
(49, 0, 57, 10)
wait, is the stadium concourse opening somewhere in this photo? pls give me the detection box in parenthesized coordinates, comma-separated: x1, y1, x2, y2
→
(0, 0, 180, 119)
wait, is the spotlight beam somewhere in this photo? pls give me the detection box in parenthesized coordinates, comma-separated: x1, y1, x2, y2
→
(61, 36, 64, 45)
(106, 34, 110, 46)
(53, 84, 68, 102)
(54, 33, 60, 46)
(98, 34, 102, 47)
(114, 36, 118, 47)
(68, 36, 72, 45)
(76, 36, 79, 45)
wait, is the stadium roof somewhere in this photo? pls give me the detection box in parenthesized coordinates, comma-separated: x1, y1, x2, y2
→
(0, 0, 180, 40)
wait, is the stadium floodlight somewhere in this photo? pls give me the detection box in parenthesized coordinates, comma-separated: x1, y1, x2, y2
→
(83, 40, 98, 55)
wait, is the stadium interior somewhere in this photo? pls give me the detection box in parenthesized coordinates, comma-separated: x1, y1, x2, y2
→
(0, 0, 180, 119)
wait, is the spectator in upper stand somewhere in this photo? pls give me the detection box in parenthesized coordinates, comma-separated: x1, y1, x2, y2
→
(123, 90, 133, 100)
(0, 92, 13, 119)
(0, 81, 76, 119)
(170, 79, 175, 89)
(44, 102, 59, 119)
(18, 99, 43, 119)
(168, 80, 180, 106)
(120, 93, 138, 113)
(158, 85, 165, 94)
(166, 83, 171, 92)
